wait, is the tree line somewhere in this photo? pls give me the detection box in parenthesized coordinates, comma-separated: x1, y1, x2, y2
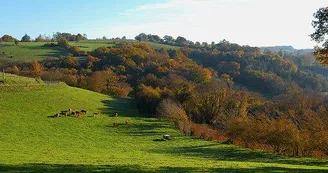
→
(135, 33, 217, 48)
(0, 32, 87, 43)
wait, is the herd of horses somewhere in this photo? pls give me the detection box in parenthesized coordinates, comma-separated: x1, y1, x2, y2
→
(53, 109, 102, 118)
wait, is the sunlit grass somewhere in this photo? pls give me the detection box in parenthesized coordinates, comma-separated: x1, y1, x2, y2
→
(0, 74, 328, 172)
(0, 42, 69, 61)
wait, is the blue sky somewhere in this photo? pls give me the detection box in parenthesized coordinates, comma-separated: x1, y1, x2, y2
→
(1, 0, 327, 49)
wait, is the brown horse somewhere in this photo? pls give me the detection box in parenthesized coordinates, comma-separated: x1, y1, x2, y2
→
(77, 113, 82, 119)
(60, 112, 67, 117)
(113, 122, 119, 127)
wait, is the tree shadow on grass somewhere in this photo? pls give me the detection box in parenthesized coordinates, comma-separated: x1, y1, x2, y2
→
(23, 46, 70, 58)
(105, 117, 174, 137)
(151, 143, 328, 167)
(123, 122, 174, 136)
(99, 98, 151, 118)
(208, 167, 327, 173)
(0, 164, 327, 173)
(0, 164, 148, 173)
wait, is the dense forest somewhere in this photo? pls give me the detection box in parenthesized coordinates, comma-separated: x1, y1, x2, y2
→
(2, 26, 328, 157)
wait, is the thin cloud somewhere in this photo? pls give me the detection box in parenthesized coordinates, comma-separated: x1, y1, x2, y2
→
(136, 0, 178, 10)
(111, 0, 327, 48)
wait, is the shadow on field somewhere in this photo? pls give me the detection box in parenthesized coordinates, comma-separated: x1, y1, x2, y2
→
(151, 143, 328, 167)
(123, 121, 174, 137)
(100, 98, 150, 118)
(0, 164, 145, 173)
(24, 45, 69, 58)
(0, 164, 327, 173)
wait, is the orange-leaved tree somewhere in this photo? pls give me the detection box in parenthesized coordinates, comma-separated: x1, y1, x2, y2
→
(31, 60, 43, 78)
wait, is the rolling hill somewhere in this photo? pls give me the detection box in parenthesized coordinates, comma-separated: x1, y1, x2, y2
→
(0, 74, 328, 172)
(0, 40, 180, 62)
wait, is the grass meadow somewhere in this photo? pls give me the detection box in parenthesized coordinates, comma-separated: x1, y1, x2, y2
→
(0, 74, 328, 172)
(0, 42, 69, 61)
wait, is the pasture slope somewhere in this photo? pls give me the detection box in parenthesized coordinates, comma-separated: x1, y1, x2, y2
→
(0, 74, 328, 173)
(0, 40, 179, 61)
(0, 42, 69, 61)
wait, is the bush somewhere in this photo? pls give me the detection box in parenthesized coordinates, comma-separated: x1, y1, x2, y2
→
(57, 37, 70, 49)
(156, 99, 189, 123)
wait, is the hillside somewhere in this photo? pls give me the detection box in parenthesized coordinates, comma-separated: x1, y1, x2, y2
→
(0, 74, 327, 172)
(0, 42, 69, 61)
(0, 40, 180, 62)
(1, 73, 44, 85)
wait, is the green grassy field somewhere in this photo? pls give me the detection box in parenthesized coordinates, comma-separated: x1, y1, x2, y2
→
(0, 42, 69, 61)
(145, 41, 180, 50)
(0, 74, 328, 173)
(69, 40, 116, 51)
(0, 73, 44, 85)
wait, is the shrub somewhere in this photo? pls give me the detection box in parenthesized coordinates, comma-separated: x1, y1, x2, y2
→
(156, 99, 189, 123)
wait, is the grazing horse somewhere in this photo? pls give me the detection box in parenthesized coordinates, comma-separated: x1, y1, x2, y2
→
(113, 122, 119, 127)
(77, 112, 82, 119)
(60, 112, 67, 117)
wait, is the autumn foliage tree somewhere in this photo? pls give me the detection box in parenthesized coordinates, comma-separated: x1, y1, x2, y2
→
(311, 7, 328, 65)
(31, 60, 43, 78)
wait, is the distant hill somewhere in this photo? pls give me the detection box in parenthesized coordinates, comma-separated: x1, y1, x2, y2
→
(260, 46, 313, 54)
